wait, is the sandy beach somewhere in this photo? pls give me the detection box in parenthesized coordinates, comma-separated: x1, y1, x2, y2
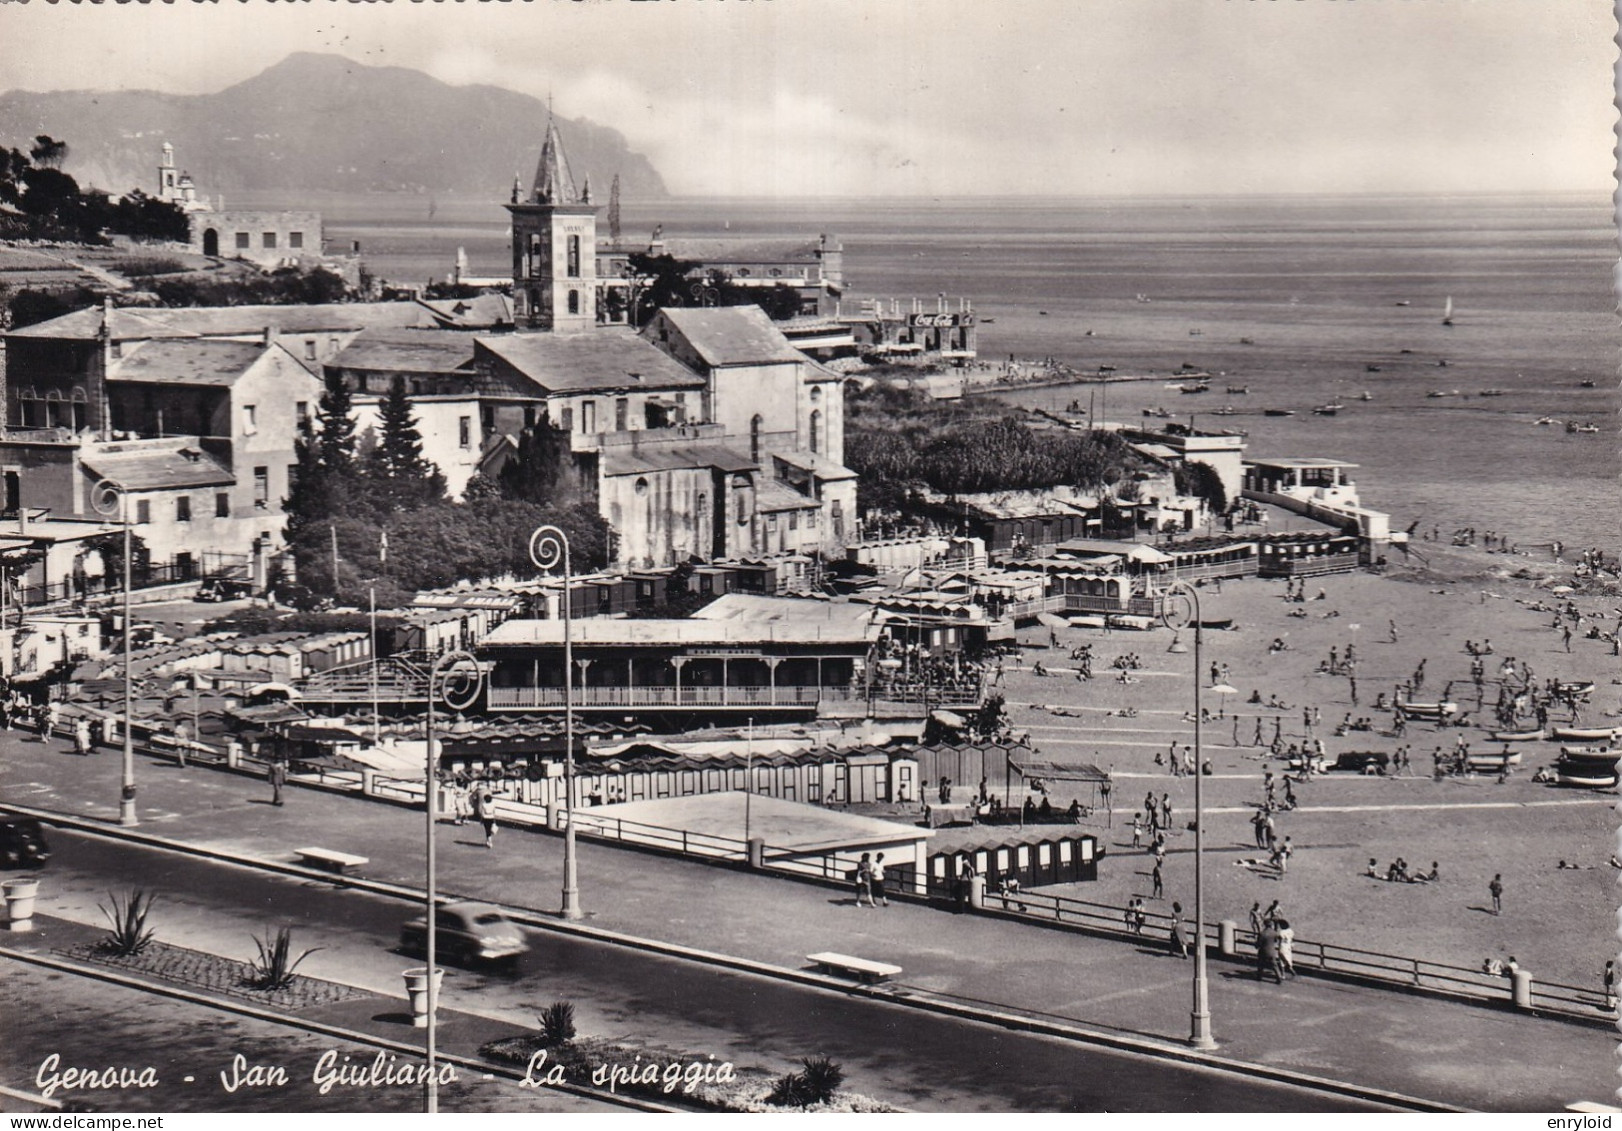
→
(990, 535, 1620, 992)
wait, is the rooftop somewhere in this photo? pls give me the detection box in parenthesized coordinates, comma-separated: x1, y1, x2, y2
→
(108, 339, 268, 387)
(328, 328, 479, 375)
(81, 442, 234, 491)
(1246, 457, 1359, 470)
(9, 302, 437, 342)
(599, 439, 756, 477)
(478, 329, 705, 394)
(654, 305, 805, 368)
(588, 792, 930, 856)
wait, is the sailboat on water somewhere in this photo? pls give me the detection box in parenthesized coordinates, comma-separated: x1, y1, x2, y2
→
(1442, 296, 1454, 327)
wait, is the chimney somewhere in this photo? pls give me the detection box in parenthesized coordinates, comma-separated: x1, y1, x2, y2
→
(262, 326, 276, 348)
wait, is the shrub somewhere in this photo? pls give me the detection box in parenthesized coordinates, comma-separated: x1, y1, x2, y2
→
(539, 1000, 577, 1046)
(97, 889, 156, 957)
(766, 1056, 845, 1108)
(119, 256, 188, 277)
(246, 927, 323, 991)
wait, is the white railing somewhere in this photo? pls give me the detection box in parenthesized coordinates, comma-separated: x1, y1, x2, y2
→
(488, 684, 856, 709)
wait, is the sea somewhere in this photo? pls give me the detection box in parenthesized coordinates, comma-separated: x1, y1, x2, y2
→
(238, 190, 1618, 553)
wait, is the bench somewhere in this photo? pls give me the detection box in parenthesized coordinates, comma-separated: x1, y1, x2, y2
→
(806, 951, 903, 983)
(295, 847, 369, 875)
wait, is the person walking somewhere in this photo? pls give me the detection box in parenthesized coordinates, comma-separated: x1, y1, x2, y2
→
(267, 756, 287, 807)
(872, 853, 890, 907)
(1131, 814, 1144, 849)
(1276, 918, 1297, 978)
(1248, 901, 1263, 939)
(73, 718, 93, 757)
(854, 853, 875, 908)
(475, 787, 498, 849)
(1168, 901, 1189, 959)
(1275, 836, 1293, 876)
(1489, 873, 1503, 914)
(1562, 624, 1573, 652)
(1256, 922, 1282, 983)
(1151, 859, 1164, 900)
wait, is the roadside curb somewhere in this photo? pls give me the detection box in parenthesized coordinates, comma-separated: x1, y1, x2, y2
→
(4, 803, 1465, 1113)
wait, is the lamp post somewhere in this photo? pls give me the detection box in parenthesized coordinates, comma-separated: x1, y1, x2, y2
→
(91, 478, 137, 827)
(530, 525, 582, 920)
(1162, 578, 1215, 1050)
(422, 649, 483, 1113)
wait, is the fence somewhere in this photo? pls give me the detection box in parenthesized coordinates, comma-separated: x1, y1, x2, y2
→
(26, 705, 1609, 1027)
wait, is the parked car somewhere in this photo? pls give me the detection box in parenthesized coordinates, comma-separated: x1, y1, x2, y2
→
(400, 901, 526, 965)
(0, 817, 50, 869)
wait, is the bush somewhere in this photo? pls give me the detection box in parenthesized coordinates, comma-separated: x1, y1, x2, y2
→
(539, 1001, 577, 1046)
(97, 889, 157, 957)
(118, 256, 188, 277)
(766, 1056, 845, 1108)
(246, 926, 323, 991)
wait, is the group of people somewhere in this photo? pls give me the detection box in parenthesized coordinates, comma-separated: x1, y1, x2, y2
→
(1246, 901, 1296, 982)
(851, 852, 891, 908)
(1367, 857, 1439, 884)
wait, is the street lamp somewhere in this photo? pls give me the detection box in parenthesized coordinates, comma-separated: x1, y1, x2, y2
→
(530, 525, 582, 920)
(423, 648, 483, 1113)
(91, 478, 137, 827)
(1161, 578, 1215, 1050)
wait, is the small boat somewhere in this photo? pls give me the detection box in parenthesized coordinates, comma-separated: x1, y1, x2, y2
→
(1365, 365, 1382, 373)
(1579, 379, 1595, 388)
(1142, 406, 1171, 418)
(1535, 417, 1559, 426)
(1437, 359, 1449, 367)
(1552, 726, 1621, 743)
(1442, 295, 1454, 326)
(1263, 408, 1296, 417)
(1467, 749, 1522, 772)
(1566, 422, 1600, 434)
(1357, 391, 1373, 401)
(1238, 337, 1255, 346)
(1210, 406, 1238, 416)
(1312, 403, 1343, 416)
(1554, 765, 1617, 789)
(1396, 700, 1458, 720)
(981, 318, 995, 324)
(1559, 744, 1616, 758)
(1426, 389, 1461, 398)
(1478, 389, 1507, 397)
(1226, 385, 1249, 394)
(1189, 328, 1203, 336)
(1395, 300, 1411, 307)
(1179, 382, 1211, 394)
(1489, 728, 1543, 742)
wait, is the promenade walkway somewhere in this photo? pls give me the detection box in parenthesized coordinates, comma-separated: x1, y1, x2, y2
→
(1, 728, 1614, 1111)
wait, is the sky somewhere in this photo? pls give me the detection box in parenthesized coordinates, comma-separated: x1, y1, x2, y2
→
(0, 0, 1613, 198)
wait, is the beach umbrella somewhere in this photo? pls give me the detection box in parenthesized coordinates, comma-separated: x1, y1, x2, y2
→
(1210, 683, 1240, 696)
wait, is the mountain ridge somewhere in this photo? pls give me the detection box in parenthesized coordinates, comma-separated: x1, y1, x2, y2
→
(0, 52, 668, 201)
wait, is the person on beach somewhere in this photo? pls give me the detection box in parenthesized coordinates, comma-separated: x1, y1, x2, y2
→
(855, 853, 875, 907)
(1256, 923, 1282, 983)
(1489, 873, 1503, 914)
(267, 756, 287, 807)
(871, 853, 890, 907)
(1168, 902, 1189, 959)
(1276, 919, 1296, 978)
(1151, 859, 1164, 900)
(1249, 902, 1263, 938)
(73, 718, 93, 756)
(1131, 814, 1144, 849)
(1389, 619, 1399, 643)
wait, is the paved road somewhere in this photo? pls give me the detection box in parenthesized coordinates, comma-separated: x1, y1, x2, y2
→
(2, 728, 1612, 1110)
(21, 830, 1383, 1113)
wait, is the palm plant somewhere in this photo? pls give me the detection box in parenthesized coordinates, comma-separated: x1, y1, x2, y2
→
(97, 889, 156, 957)
(538, 1000, 577, 1045)
(247, 926, 323, 991)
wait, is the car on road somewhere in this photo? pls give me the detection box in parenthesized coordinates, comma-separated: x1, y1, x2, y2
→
(400, 901, 526, 965)
(0, 817, 50, 869)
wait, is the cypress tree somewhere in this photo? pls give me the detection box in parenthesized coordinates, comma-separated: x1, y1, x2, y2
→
(366, 375, 446, 511)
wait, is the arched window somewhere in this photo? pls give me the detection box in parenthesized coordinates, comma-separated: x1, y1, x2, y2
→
(567, 290, 580, 315)
(750, 414, 763, 463)
(809, 409, 821, 454)
(567, 235, 581, 278)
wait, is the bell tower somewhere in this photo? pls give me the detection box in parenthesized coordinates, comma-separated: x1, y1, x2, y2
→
(507, 112, 598, 333)
(157, 142, 179, 202)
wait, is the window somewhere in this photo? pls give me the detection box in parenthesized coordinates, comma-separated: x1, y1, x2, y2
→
(566, 234, 581, 278)
(296, 401, 309, 423)
(581, 401, 597, 433)
(809, 409, 822, 454)
(287, 463, 299, 491)
(110, 341, 122, 359)
(253, 467, 269, 508)
(215, 492, 230, 518)
(634, 477, 649, 496)
(615, 398, 628, 431)
(241, 404, 257, 435)
(288, 231, 303, 250)
(262, 232, 277, 250)
(560, 407, 574, 432)
(567, 290, 580, 315)
(459, 416, 472, 449)
(236, 232, 251, 250)
(135, 499, 151, 524)
(303, 340, 317, 361)
(176, 496, 192, 523)
(788, 510, 798, 531)
(750, 414, 763, 463)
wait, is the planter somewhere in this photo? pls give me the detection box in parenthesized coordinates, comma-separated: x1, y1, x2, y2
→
(3, 877, 40, 931)
(402, 966, 445, 1028)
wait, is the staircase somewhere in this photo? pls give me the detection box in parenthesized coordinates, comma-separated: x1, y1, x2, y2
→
(298, 652, 435, 706)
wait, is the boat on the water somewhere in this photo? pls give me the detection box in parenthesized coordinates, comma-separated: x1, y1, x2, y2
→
(1490, 727, 1543, 742)
(1263, 408, 1296, 417)
(1442, 295, 1454, 326)
(1579, 379, 1596, 388)
(1426, 389, 1461, 398)
(1356, 391, 1373, 401)
(1312, 403, 1343, 416)
(1395, 300, 1411, 307)
(1535, 417, 1560, 426)
(1142, 407, 1171, 418)
(1478, 389, 1507, 397)
(1226, 385, 1249, 394)
(1566, 421, 1600, 434)
(1210, 406, 1238, 416)
(1365, 365, 1382, 373)
(1179, 382, 1211, 394)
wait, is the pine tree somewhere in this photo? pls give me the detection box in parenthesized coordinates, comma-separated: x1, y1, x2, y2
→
(608, 174, 622, 241)
(315, 370, 359, 476)
(366, 375, 446, 511)
(497, 415, 581, 506)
